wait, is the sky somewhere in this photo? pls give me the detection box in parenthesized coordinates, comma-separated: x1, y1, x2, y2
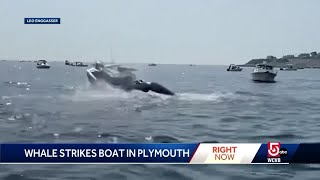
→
(0, 0, 319, 65)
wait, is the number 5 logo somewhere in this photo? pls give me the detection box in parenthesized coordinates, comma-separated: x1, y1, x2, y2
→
(268, 142, 280, 157)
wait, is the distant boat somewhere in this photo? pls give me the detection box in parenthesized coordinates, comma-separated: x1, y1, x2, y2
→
(36, 60, 50, 69)
(280, 64, 297, 71)
(70, 62, 88, 67)
(65, 60, 71, 65)
(251, 63, 277, 82)
(148, 63, 157, 66)
(227, 64, 243, 71)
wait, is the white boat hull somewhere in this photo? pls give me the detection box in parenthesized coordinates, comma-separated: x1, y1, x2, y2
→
(36, 65, 50, 69)
(251, 72, 276, 82)
(227, 64, 243, 71)
(227, 68, 242, 71)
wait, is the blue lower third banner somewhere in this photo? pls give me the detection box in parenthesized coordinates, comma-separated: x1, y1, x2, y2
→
(0, 143, 320, 164)
(24, 18, 60, 24)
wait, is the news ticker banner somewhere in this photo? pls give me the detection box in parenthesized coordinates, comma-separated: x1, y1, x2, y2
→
(0, 143, 319, 164)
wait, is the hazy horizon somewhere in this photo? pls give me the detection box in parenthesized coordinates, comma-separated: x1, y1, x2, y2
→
(1, 0, 320, 65)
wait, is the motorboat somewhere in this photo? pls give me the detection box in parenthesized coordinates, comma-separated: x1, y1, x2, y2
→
(148, 63, 157, 66)
(36, 60, 50, 69)
(71, 62, 88, 67)
(227, 64, 243, 71)
(65, 60, 71, 65)
(251, 63, 277, 82)
(280, 64, 297, 71)
(66, 60, 88, 67)
(86, 61, 175, 96)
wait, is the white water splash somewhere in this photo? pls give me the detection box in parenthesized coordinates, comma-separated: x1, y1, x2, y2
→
(106, 136, 118, 143)
(65, 83, 173, 103)
(73, 127, 83, 133)
(70, 86, 138, 101)
(176, 92, 231, 102)
(8, 116, 16, 121)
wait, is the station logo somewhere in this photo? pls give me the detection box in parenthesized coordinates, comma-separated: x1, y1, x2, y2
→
(267, 142, 288, 163)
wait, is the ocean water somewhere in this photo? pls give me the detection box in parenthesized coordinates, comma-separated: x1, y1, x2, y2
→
(0, 61, 319, 180)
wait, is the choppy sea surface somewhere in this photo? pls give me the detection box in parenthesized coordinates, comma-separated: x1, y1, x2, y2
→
(0, 61, 320, 180)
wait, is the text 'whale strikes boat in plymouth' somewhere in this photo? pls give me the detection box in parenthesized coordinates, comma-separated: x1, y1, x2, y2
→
(86, 61, 175, 96)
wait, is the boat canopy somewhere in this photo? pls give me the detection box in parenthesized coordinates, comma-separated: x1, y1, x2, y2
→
(228, 64, 240, 69)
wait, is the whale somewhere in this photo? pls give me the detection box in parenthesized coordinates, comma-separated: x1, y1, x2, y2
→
(86, 62, 175, 96)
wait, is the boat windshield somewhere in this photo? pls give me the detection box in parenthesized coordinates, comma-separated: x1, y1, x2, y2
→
(256, 65, 273, 70)
(266, 66, 273, 70)
(229, 64, 238, 69)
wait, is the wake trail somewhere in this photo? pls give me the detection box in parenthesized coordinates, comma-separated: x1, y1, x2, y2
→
(176, 92, 232, 102)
